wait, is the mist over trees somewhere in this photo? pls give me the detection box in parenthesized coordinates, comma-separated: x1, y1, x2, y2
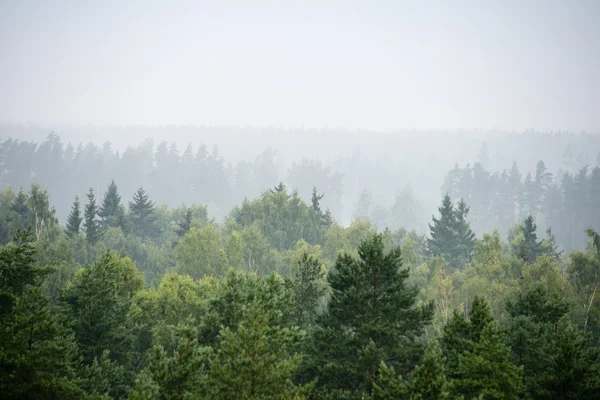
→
(1, 127, 600, 399)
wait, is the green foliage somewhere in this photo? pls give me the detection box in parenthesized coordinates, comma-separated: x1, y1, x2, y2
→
(129, 187, 158, 239)
(60, 252, 144, 366)
(0, 231, 83, 399)
(451, 323, 523, 399)
(286, 252, 327, 328)
(305, 233, 433, 397)
(175, 225, 228, 279)
(206, 299, 311, 399)
(84, 188, 102, 245)
(428, 195, 475, 269)
(98, 180, 123, 230)
(65, 196, 83, 238)
(410, 340, 448, 400)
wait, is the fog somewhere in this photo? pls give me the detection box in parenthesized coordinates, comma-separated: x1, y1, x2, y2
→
(1, 1, 599, 131)
(1, 1, 600, 243)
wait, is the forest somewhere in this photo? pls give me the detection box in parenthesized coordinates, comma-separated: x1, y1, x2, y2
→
(1, 132, 600, 399)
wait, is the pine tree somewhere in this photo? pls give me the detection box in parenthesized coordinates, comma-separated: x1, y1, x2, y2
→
(83, 188, 101, 245)
(304, 233, 433, 397)
(451, 323, 523, 400)
(98, 180, 122, 229)
(454, 199, 476, 267)
(65, 196, 82, 238)
(373, 362, 410, 400)
(311, 186, 324, 214)
(60, 252, 144, 366)
(10, 189, 29, 229)
(129, 187, 157, 239)
(0, 230, 83, 399)
(507, 283, 570, 399)
(286, 252, 326, 328)
(428, 195, 459, 268)
(206, 299, 311, 399)
(410, 340, 448, 400)
(516, 216, 544, 263)
(176, 206, 193, 237)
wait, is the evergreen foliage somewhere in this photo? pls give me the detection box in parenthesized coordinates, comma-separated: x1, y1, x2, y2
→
(65, 196, 82, 238)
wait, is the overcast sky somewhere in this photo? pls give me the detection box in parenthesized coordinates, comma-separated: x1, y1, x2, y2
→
(1, 0, 598, 132)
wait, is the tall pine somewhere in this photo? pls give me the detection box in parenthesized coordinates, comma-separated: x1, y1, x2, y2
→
(304, 233, 433, 398)
(98, 180, 122, 229)
(83, 188, 101, 245)
(129, 187, 157, 239)
(65, 196, 82, 238)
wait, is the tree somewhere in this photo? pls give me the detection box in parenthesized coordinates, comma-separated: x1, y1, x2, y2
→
(10, 189, 29, 230)
(454, 199, 476, 267)
(451, 323, 523, 400)
(60, 252, 144, 367)
(176, 206, 193, 237)
(410, 340, 448, 400)
(515, 216, 544, 263)
(175, 226, 228, 279)
(65, 196, 82, 238)
(427, 195, 462, 268)
(98, 180, 122, 229)
(506, 283, 571, 399)
(83, 188, 101, 245)
(129, 187, 157, 239)
(304, 233, 433, 397)
(206, 299, 312, 399)
(286, 252, 327, 328)
(28, 184, 58, 241)
(0, 229, 83, 399)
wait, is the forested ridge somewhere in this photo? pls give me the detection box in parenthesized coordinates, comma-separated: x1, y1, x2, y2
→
(1, 133, 600, 399)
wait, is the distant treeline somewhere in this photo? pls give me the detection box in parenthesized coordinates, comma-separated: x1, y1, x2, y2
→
(442, 161, 600, 252)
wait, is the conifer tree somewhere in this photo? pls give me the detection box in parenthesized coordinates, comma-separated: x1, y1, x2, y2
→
(65, 196, 82, 238)
(206, 299, 311, 399)
(83, 188, 101, 245)
(304, 233, 433, 397)
(454, 199, 476, 267)
(372, 362, 410, 400)
(98, 180, 122, 229)
(129, 187, 157, 239)
(410, 340, 448, 400)
(516, 216, 544, 263)
(286, 252, 326, 328)
(0, 229, 83, 399)
(451, 323, 523, 399)
(428, 195, 459, 268)
(176, 206, 193, 237)
(10, 189, 29, 229)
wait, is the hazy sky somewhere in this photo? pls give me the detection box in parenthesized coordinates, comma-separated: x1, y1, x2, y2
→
(1, 0, 598, 132)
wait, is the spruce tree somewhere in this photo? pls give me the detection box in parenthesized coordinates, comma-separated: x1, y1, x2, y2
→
(0, 230, 83, 399)
(206, 299, 311, 399)
(451, 323, 523, 399)
(98, 180, 122, 229)
(176, 206, 193, 237)
(129, 187, 157, 239)
(410, 340, 448, 400)
(516, 216, 544, 263)
(304, 233, 433, 397)
(65, 196, 82, 238)
(286, 252, 327, 328)
(83, 188, 101, 245)
(428, 195, 459, 268)
(10, 189, 30, 229)
(454, 199, 476, 267)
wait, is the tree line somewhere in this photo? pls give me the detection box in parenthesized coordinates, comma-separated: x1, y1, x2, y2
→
(1, 175, 600, 399)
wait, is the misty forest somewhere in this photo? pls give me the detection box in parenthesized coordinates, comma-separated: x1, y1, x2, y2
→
(2, 0, 600, 398)
(1, 130, 600, 399)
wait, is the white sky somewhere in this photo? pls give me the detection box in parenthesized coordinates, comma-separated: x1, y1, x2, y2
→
(1, 0, 599, 132)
